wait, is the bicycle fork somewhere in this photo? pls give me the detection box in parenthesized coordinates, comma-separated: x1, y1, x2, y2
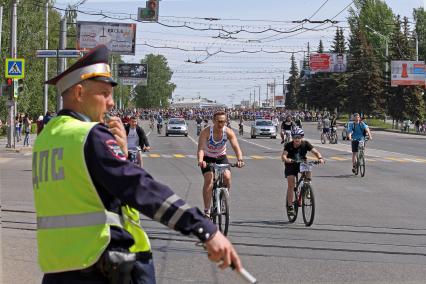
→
(215, 188, 221, 215)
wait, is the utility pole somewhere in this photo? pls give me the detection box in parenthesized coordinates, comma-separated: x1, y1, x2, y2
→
(44, 1, 49, 114)
(57, 16, 67, 112)
(7, 0, 18, 148)
(282, 74, 286, 106)
(258, 86, 260, 108)
(266, 83, 269, 107)
(273, 79, 276, 107)
(415, 31, 419, 61)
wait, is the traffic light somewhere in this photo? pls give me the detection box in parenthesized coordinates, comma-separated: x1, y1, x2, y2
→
(17, 78, 24, 94)
(147, 0, 158, 21)
(138, 0, 159, 22)
(1, 78, 13, 98)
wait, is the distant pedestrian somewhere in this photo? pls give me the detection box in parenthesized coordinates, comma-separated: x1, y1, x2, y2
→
(23, 113, 32, 146)
(43, 111, 52, 127)
(415, 118, 420, 133)
(37, 115, 44, 135)
(15, 115, 22, 142)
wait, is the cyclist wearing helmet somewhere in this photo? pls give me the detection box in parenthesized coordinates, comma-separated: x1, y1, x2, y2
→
(281, 128, 325, 215)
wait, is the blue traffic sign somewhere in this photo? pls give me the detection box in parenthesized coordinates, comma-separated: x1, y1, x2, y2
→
(5, 58, 25, 79)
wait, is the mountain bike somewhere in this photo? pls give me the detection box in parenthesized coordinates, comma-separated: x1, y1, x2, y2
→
(329, 126, 338, 144)
(286, 160, 321, 226)
(353, 137, 368, 177)
(284, 130, 292, 144)
(128, 147, 142, 167)
(208, 163, 236, 236)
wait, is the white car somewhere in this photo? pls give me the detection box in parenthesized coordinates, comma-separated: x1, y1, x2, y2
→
(166, 118, 188, 136)
(250, 119, 277, 139)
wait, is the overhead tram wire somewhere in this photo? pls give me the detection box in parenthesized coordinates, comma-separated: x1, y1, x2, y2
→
(254, 0, 330, 42)
(262, 0, 355, 43)
(29, 0, 345, 37)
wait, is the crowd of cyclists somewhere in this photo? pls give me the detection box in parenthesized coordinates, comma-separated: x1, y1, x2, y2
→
(113, 107, 372, 219)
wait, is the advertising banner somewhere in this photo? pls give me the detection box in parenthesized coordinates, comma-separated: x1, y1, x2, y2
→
(118, 64, 148, 86)
(309, 53, 347, 73)
(310, 53, 331, 73)
(391, 61, 425, 87)
(77, 21, 136, 55)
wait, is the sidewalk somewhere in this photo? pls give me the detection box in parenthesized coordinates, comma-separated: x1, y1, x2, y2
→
(0, 133, 36, 154)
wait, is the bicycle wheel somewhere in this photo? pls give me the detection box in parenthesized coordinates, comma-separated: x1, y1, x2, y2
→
(285, 188, 298, 223)
(359, 152, 366, 177)
(302, 184, 315, 226)
(320, 133, 326, 144)
(354, 155, 359, 175)
(217, 188, 230, 236)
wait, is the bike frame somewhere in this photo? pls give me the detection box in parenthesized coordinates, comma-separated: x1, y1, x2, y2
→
(210, 164, 231, 215)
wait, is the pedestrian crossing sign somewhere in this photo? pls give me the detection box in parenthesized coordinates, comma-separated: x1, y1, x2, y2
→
(5, 58, 25, 79)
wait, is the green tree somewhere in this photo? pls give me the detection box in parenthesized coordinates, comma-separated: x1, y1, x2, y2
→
(0, 0, 62, 121)
(134, 54, 176, 108)
(286, 54, 299, 109)
(331, 27, 347, 54)
(346, 20, 385, 115)
(413, 8, 425, 61)
(317, 40, 324, 53)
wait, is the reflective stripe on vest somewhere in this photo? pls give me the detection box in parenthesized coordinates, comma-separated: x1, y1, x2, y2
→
(37, 211, 122, 230)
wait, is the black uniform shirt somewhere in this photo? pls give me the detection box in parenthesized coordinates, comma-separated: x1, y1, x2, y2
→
(58, 110, 217, 249)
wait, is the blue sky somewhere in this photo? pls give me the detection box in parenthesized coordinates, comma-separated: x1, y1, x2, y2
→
(56, 0, 425, 106)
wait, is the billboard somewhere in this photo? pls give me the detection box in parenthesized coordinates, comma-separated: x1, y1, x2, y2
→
(391, 61, 425, 87)
(118, 64, 148, 86)
(77, 21, 136, 55)
(309, 53, 347, 73)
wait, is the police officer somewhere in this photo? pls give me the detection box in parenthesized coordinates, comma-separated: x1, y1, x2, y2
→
(33, 45, 242, 284)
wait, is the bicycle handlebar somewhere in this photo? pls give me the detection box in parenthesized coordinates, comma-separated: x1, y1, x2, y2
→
(286, 159, 323, 165)
(206, 162, 238, 169)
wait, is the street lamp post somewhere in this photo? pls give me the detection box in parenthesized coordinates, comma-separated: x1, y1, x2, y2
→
(365, 25, 389, 76)
(254, 86, 261, 108)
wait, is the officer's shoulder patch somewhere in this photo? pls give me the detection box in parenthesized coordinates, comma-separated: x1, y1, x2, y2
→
(105, 139, 126, 160)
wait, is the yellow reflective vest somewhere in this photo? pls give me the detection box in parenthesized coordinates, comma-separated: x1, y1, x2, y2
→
(33, 115, 150, 273)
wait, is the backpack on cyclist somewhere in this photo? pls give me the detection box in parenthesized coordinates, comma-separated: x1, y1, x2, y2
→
(351, 122, 367, 137)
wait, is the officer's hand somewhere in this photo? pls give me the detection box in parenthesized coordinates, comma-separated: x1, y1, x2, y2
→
(204, 231, 242, 271)
(107, 117, 128, 156)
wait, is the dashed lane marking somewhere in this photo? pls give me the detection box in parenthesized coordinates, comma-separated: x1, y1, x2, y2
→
(135, 154, 426, 165)
(329, 156, 349, 161)
(0, 158, 13, 164)
(386, 157, 409, 163)
(250, 155, 265, 159)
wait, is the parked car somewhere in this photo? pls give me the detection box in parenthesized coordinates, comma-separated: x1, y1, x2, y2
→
(250, 119, 277, 139)
(342, 122, 349, 140)
(166, 118, 188, 136)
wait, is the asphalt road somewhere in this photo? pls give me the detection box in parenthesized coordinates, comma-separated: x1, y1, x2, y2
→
(2, 121, 426, 283)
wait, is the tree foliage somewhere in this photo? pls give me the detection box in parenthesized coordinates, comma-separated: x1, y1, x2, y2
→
(0, 0, 62, 121)
(133, 54, 176, 108)
(286, 54, 299, 109)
